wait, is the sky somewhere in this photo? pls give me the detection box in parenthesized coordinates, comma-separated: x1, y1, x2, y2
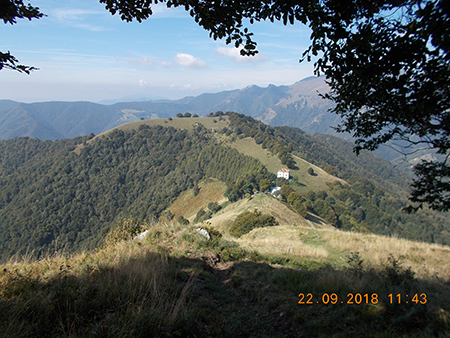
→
(1, 0, 316, 103)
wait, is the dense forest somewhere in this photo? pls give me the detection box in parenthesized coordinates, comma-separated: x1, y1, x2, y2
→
(220, 113, 450, 245)
(0, 112, 449, 261)
(0, 123, 272, 260)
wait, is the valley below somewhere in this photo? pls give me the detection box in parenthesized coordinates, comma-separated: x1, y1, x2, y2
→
(0, 112, 449, 337)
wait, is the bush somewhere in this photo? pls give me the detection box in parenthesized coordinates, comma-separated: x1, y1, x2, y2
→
(194, 209, 212, 223)
(177, 215, 190, 226)
(229, 209, 278, 237)
(103, 218, 147, 246)
(207, 202, 221, 213)
(382, 254, 415, 287)
(259, 178, 272, 192)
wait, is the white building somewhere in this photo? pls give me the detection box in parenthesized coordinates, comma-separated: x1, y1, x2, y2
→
(277, 168, 290, 179)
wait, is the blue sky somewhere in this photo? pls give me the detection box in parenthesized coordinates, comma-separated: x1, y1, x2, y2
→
(1, 0, 316, 103)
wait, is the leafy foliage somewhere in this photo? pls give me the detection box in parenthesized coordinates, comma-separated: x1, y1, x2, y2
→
(100, 0, 450, 210)
(309, 178, 450, 245)
(1, 0, 44, 73)
(317, 1, 450, 211)
(0, 124, 270, 260)
(229, 209, 278, 238)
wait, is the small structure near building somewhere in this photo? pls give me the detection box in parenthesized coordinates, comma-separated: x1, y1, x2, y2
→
(271, 186, 281, 198)
(277, 168, 290, 180)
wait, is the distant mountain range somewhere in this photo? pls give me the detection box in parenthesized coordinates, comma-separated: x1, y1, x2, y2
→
(0, 77, 339, 140)
(0, 76, 429, 165)
(0, 112, 448, 260)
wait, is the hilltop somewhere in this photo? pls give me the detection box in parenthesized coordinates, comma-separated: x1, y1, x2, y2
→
(0, 77, 336, 141)
(1, 112, 448, 262)
(1, 112, 450, 337)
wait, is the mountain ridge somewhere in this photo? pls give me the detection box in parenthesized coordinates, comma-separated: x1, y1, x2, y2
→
(1, 113, 448, 262)
(0, 77, 337, 141)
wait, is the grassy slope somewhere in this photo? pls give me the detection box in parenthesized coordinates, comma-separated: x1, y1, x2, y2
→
(97, 116, 229, 136)
(230, 137, 346, 193)
(74, 117, 230, 154)
(26, 117, 449, 336)
(167, 178, 315, 230)
(168, 178, 228, 220)
(185, 180, 450, 279)
(1, 216, 449, 337)
(205, 193, 311, 231)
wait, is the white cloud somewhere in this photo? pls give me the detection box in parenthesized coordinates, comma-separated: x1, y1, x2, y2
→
(159, 60, 175, 68)
(216, 47, 266, 63)
(129, 57, 154, 67)
(173, 53, 208, 68)
(139, 79, 148, 87)
(52, 8, 108, 31)
(150, 4, 190, 18)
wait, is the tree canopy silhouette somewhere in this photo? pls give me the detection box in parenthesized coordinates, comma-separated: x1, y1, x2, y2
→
(100, 0, 450, 211)
(2, 0, 449, 210)
(1, 0, 44, 73)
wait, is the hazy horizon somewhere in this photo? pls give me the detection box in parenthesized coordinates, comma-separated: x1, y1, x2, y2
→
(1, 0, 316, 103)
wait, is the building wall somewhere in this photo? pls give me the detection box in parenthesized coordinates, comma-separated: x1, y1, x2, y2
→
(277, 171, 290, 179)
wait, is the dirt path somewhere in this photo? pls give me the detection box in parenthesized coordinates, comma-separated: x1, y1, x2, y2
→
(208, 260, 306, 338)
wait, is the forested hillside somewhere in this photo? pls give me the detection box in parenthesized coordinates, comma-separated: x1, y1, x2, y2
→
(0, 77, 336, 141)
(0, 112, 448, 261)
(221, 113, 450, 244)
(0, 122, 273, 260)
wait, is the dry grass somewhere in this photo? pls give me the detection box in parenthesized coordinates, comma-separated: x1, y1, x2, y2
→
(238, 226, 329, 258)
(95, 116, 229, 139)
(229, 137, 344, 193)
(168, 178, 227, 220)
(205, 193, 311, 235)
(230, 137, 284, 174)
(0, 240, 196, 337)
(2, 218, 450, 337)
(320, 229, 450, 279)
(290, 154, 347, 193)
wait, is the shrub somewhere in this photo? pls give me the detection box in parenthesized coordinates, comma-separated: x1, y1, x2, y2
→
(207, 202, 221, 213)
(194, 209, 212, 223)
(259, 178, 272, 192)
(177, 215, 190, 226)
(382, 254, 415, 287)
(103, 218, 147, 246)
(229, 209, 278, 237)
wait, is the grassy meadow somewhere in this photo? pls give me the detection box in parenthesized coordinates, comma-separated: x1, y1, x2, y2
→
(230, 137, 345, 194)
(1, 201, 450, 337)
(97, 116, 229, 138)
(3, 118, 450, 337)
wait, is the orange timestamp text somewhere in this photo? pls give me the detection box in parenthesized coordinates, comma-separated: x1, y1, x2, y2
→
(298, 293, 427, 305)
